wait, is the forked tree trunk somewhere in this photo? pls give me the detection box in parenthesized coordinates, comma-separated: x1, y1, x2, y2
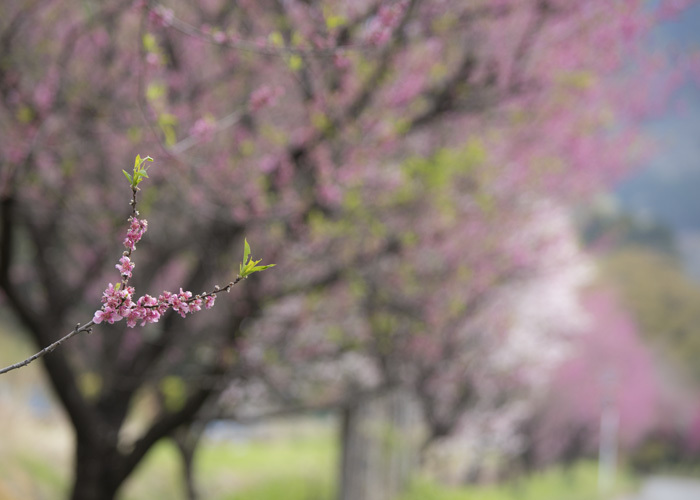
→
(173, 424, 206, 500)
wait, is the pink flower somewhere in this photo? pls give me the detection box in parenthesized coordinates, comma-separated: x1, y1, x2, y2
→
(189, 297, 203, 313)
(170, 288, 192, 318)
(101, 283, 118, 302)
(139, 295, 161, 325)
(123, 218, 148, 251)
(125, 307, 143, 328)
(118, 296, 134, 317)
(93, 307, 123, 325)
(205, 295, 216, 309)
(143, 307, 161, 325)
(158, 291, 173, 314)
(93, 309, 107, 324)
(120, 294, 161, 328)
(100, 283, 134, 320)
(116, 256, 135, 277)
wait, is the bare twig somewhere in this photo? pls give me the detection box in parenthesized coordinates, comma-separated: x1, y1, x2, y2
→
(0, 321, 95, 375)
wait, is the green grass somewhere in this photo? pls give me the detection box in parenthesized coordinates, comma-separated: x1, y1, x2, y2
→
(122, 428, 634, 500)
(220, 477, 331, 500)
(16, 453, 69, 496)
(401, 461, 635, 500)
(122, 426, 336, 500)
(0, 451, 70, 500)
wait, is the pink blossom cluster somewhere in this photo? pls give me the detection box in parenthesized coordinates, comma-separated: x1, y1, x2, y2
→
(93, 282, 134, 325)
(94, 215, 218, 328)
(123, 217, 147, 252)
(93, 285, 217, 327)
(116, 256, 135, 278)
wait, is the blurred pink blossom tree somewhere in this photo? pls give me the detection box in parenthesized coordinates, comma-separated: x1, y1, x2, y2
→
(0, 0, 694, 498)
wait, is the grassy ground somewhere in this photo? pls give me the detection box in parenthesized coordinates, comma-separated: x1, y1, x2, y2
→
(402, 462, 635, 500)
(122, 423, 336, 500)
(0, 405, 635, 500)
(122, 428, 632, 500)
(0, 322, 635, 500)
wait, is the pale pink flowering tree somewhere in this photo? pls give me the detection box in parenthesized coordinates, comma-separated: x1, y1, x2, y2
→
(515, 291, 665, 468)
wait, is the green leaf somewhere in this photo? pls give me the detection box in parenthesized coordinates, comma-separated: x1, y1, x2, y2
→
(251, 264, 276, 272)
(238, 239, 275, 278)
(243, 238, 251, 264)
(135, 155, 153, 172)
(126, 155, 155, 189)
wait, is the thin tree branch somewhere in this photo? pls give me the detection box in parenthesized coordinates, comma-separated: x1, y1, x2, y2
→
(0, 320, 95, 375)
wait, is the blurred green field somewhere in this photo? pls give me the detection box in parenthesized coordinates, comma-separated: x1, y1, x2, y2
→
(122, 427, 337, 500)
(123, 431, 636, 500)
(1, 415, 634, 500)
(403, 462, 635, 500)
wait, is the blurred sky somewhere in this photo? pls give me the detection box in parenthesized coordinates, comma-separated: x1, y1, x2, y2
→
(615, 3, 700, 274)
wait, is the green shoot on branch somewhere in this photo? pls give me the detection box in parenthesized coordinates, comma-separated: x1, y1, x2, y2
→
(123, 154, 154, 190)
(239, 238, 275, 279)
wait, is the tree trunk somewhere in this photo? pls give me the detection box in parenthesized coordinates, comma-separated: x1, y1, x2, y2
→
(338, 390, 421, 500)
(70, 440, 121, 500)
(173, 424, 206, 500)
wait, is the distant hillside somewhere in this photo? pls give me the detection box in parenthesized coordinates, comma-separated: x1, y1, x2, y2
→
(615, 160, 700, 279)
(616, 167, 700, 233)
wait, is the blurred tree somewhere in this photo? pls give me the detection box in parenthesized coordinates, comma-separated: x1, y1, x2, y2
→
(0, 0, 691, 499)
(603, 247, 700, 385)
(214, 148, 597, 498)
(519, 291, 664, 469)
